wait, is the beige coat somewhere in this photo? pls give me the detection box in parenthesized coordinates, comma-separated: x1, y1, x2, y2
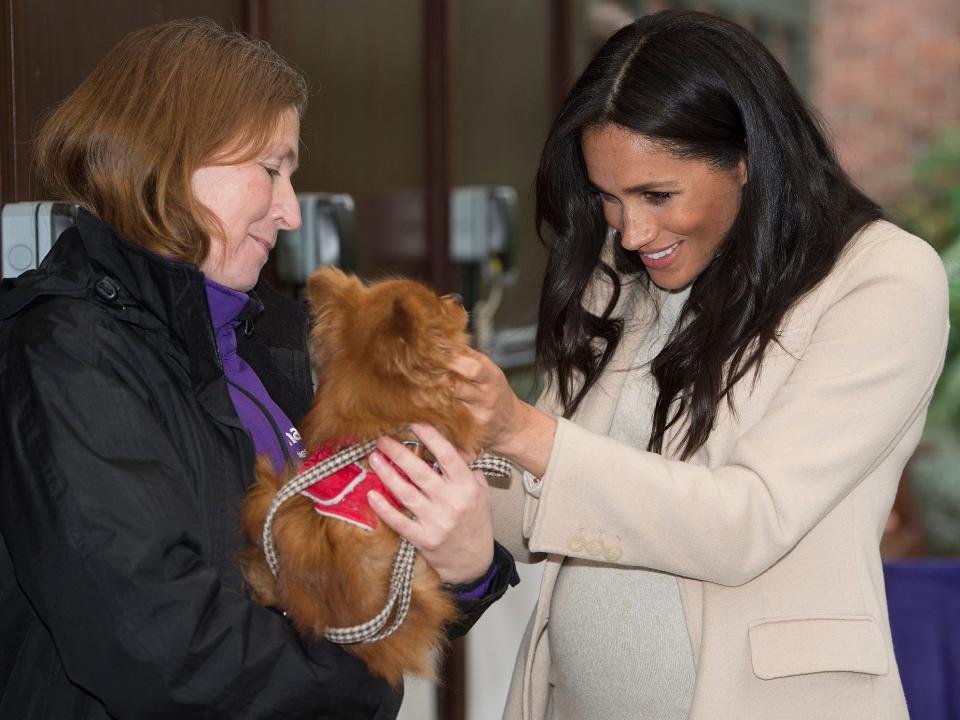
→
(491, 221, 949, 720)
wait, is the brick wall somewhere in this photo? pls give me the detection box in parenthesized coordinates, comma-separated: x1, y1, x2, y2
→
(811, 0, 960, 203)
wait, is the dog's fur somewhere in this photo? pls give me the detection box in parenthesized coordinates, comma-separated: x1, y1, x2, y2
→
(240, 267, 477, 686)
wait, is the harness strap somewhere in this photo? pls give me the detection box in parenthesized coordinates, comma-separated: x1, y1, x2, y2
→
(261, 437, 511, 644)
(262, 439, 378, 578)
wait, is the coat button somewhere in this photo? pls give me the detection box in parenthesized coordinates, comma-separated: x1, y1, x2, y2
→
(567, 532, 586, 553)
(603, 542, 623, 562)
(586, 537, 604, 557)
(95, 277, 119, 302)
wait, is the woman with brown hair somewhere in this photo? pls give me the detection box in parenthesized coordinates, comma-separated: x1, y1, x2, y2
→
(0, 18, 509, 719)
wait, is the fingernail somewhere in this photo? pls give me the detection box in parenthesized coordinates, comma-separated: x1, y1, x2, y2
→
(369, 450, 384, 466)
(367, 490, 381, 505)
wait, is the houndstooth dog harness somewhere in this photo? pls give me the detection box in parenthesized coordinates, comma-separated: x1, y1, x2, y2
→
(261, 436, 512, 644)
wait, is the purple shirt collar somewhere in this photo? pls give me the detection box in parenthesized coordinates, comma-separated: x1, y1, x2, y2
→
(204, 278, 306, 473)
(205, 279, 261, 331)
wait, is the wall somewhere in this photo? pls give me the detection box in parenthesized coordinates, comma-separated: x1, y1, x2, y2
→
(450, 0, 552, 328)
(267, 0, 432, 282)
(0, 0, 249, 206)
(811, 0, 960, 203)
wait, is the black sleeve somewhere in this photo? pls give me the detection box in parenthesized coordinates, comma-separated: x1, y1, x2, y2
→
(447, 542, 520, 638)
(0, 310, 400, 720)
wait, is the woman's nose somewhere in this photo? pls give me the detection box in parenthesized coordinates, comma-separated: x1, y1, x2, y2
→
(275, 179, 302, 231)
(619, 209, 657, 251)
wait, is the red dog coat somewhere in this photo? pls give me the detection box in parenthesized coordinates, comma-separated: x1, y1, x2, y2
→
(299, 444, 404, 531)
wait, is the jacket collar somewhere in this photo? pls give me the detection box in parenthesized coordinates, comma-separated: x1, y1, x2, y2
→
(2, 210, 310, 421)
(72, 210, 230, 397)
(0, 210, 247, 427)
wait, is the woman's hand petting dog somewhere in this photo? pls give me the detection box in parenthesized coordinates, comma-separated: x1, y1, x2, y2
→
(448, 347, 558, 480)
(368, 423, 494, 586)
(446, 348, 521, 452)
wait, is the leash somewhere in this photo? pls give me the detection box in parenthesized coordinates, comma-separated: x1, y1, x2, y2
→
(261, 436, 511, 644)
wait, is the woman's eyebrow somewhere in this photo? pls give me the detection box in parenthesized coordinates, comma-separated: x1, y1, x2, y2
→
(264, 145, 299, 171)
(622, 180, 680, 193)
(283, 149, 300, 172)
(282, 148, 299, 172)
(587, 179, 681, 195)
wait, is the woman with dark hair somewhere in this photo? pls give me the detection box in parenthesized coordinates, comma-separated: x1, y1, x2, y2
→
(447, 10, 948, 719)
(0, 18, 512, 719)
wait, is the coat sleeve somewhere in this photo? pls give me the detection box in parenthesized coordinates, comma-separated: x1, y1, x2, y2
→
(522, 229, 950, 587)
(0, 307, 399, 719)
(489, 379, 563, 565)
(446, 541, 521, 637)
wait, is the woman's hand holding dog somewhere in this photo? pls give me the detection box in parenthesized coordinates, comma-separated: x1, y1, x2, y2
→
(368, 423, 495, 585)
(448, 348, 557, 480)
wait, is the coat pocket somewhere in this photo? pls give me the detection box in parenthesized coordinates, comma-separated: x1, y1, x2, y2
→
(748, 614, 888, 679)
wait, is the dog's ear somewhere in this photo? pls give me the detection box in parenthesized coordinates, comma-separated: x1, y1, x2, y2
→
(306, 267, 363, 321)
(378, 290, 457, 380)
(386, 289, 452, 350)
(386, 295, 417, 343)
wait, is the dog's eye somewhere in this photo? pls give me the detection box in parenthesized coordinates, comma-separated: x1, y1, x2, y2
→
(443, 293, 464, 307)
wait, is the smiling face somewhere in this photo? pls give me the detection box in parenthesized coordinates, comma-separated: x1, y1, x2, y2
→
(193, 107, 302, 291)
(582, 123, 747, 291)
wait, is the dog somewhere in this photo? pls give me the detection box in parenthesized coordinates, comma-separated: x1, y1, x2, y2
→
(240, 266, 479, 686)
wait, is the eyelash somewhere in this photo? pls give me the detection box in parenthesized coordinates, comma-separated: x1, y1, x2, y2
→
(645, 191, 672, 206)
(261, 164, 280, 178)
(596, 191, 672, 206)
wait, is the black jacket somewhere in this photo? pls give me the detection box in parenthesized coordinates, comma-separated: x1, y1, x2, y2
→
(0, 212, 514, 719)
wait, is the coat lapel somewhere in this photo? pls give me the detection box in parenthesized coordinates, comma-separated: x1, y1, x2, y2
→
(573, 274, 651, 435)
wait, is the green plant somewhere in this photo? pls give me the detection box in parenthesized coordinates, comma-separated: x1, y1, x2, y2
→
(891, 126, 960, 428)
(926, 238, 960, 428)
(892, 127, 960, 253)
(890, 126, 960, 555)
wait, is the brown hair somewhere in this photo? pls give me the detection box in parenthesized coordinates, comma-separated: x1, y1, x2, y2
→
(34, 17, 308, 263)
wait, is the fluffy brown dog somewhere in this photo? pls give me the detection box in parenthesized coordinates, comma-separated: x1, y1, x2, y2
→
(240, 266, 479, 686)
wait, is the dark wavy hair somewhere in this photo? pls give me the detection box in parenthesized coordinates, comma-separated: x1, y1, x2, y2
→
(535, 10, 881, 459)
